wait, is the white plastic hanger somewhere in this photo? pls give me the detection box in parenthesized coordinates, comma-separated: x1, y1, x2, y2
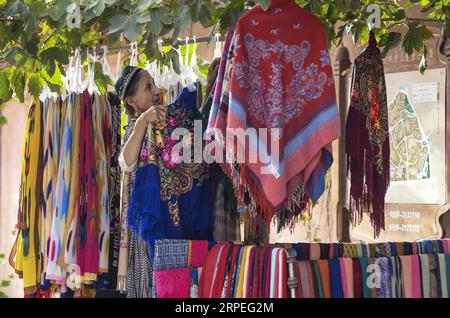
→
(86, 48, 100, 95)
(101, 45, 117, 83)
(129, 42, 138, 67)
(61, 51, 75, 98)
(213, 33, 222, 60)
(190, 36, 207, 86)
(182, 37, 196, 91)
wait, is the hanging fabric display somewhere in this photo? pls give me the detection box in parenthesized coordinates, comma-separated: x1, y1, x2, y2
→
(209, 0, 340, 233)
(345, 30, 390, 237)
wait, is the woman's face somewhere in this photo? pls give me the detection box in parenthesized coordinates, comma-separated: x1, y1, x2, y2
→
(127, 70, 163, 117)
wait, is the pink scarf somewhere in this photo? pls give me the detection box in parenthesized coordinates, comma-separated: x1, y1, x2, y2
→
(76, 91, 99, 282)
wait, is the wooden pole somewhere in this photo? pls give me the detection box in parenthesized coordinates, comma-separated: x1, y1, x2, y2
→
(335, 46, 351, 242)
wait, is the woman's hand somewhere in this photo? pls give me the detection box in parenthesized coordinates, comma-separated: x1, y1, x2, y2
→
(137, 105, 167, 126)
(120, 104, 167, 171)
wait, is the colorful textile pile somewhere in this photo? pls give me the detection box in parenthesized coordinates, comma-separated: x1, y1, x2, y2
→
(199, 242, 288, 298)
(294, 253, 450, 298)
(291, 239, 450, 260)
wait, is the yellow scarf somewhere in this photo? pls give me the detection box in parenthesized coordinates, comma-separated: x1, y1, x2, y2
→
(15, 100, 44, 294)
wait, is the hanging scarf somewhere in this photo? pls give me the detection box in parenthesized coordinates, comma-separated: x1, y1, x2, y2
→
(345, 30, 390, 237)
(92, 94, 110, 273)
(76, 90, 99, 283)
(207, 28, 234, 134)
(438, 254, 448, 298)
(399, 255, 413, 298)
(328, 259, 342, 298)
(41, 97, 61, 291)
(311, 261, 323, 298)
(389, 256, 402, 298)
(445, 254, 450, 297)
(63, 94, 80, 271)
(15, 100, 44, 294)
(47, 93, 75, 282)
(297, 261, 311, 298)
(375, 257, 392, 298)
(126, 232, 153, 298)
(104, 92, 121, 289)
(352, 258, 362, 298)
(219, 0, 339, 230)
(237, 246, 251, 298)
(317, 260, 331, 298)
(117, 118, 136, 291)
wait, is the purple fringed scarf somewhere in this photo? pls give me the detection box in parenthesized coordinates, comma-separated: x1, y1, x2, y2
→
(345, 31, 390, 237)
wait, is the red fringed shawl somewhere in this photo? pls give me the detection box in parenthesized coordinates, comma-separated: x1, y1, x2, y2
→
(345, 31, 390, 237)
(223, 0, 340, 228)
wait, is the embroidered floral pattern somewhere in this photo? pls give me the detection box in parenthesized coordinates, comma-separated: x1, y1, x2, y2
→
(234, 34, 330, 128)
(138, 97, 209, 227)
(349, 47, 389, 173)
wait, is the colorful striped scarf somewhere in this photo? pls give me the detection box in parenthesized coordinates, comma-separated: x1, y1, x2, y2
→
(218, 0, 339, 230)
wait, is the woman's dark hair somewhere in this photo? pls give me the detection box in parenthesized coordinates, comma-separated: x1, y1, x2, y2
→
(123, 70, 144, 117)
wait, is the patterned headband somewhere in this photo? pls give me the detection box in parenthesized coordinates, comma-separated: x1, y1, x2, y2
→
(115, 65, 143, 101)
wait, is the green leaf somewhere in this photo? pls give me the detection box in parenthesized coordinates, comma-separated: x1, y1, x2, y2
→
(41, 47, 70, 66)
(107, 15, 131, 34)
(0, 71, 12, 103)
(136, 0, 162, 12)
(81, 31, 101, 47)
(123, 18, 142, 42)
(0, 116, 7, 126)
(256, 0, 271, 11)
(0, 253, 5, 258)
(93, 0, 106, 17)
(49, 0, 71, 21)
(28, 73, 44, 97)
(0, 291, 8, 298)
(12, 71, 26, 103)
(199, 3, 217, 27)
(135, 15, 152, 23)
(402, 23, 423, 55)
(379, 32, 402, 57)
(1, 48, 29, 68)
(335, 0, 350, 12)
